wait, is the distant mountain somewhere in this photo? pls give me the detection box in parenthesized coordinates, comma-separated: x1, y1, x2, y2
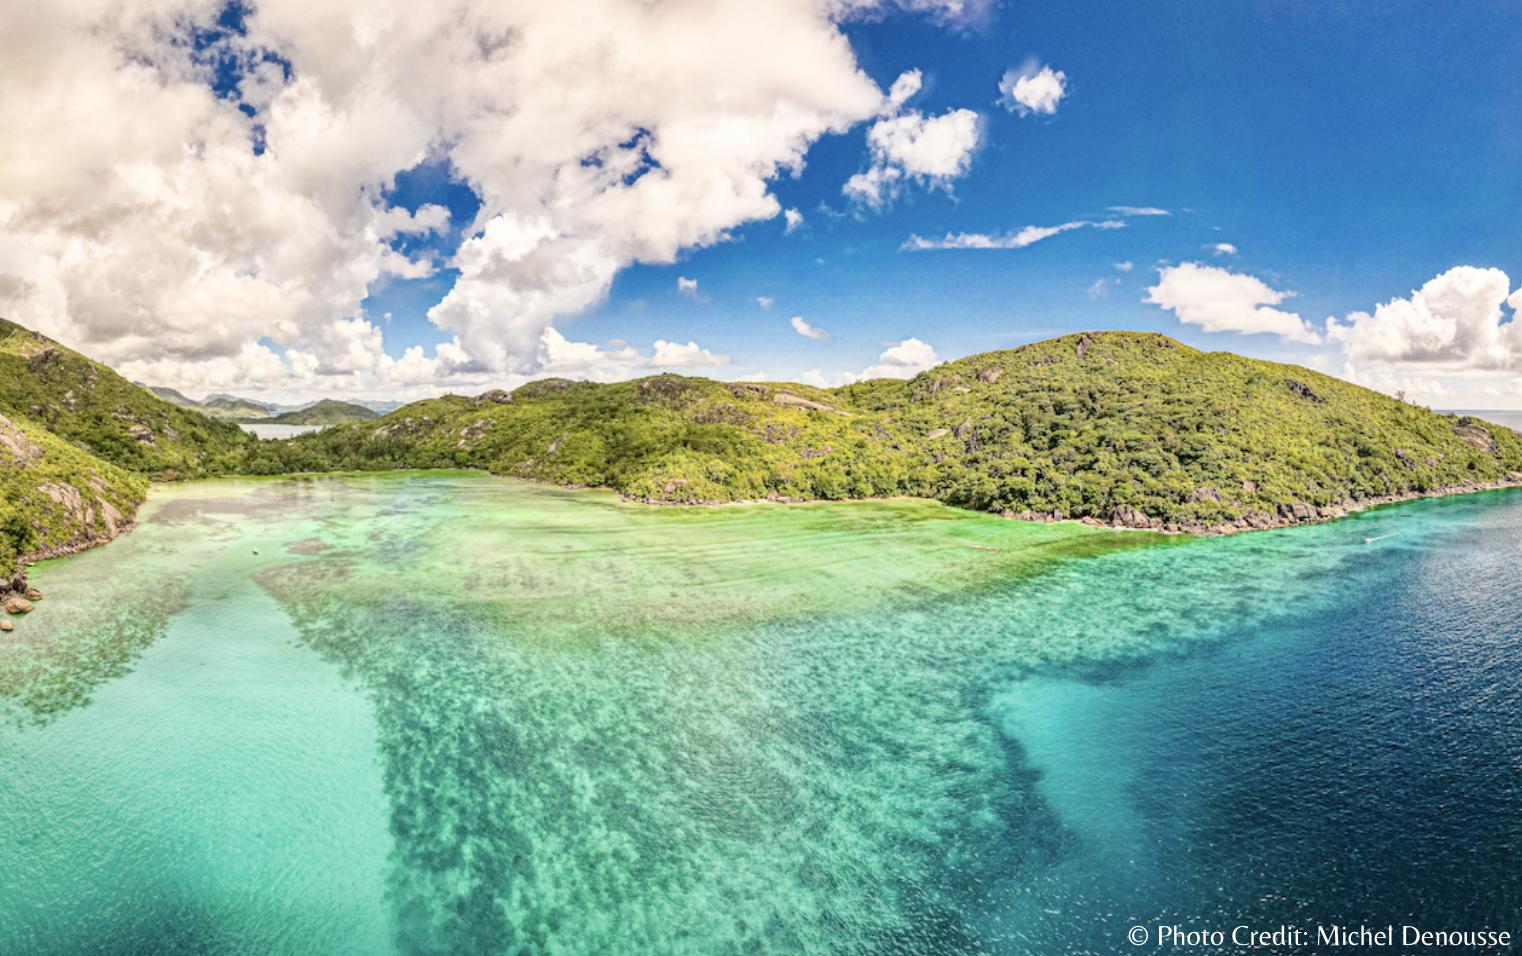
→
(256, 399, 379, 426)
(338, 398, 407, 414)
(146, 385, 201, 409)
(200, 396, 272, 419)
(144, 390, 407, 417)
(139, 387, 272, 420)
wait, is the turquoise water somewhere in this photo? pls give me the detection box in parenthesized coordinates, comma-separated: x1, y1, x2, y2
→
(1, 474, 1518, 954)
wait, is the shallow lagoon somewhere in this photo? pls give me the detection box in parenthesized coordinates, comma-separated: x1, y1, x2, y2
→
(1, 473, 1518, 954)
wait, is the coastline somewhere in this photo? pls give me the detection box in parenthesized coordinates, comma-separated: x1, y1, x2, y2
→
(617, 473, 1522, 536)
(11, 468, 1522, 585)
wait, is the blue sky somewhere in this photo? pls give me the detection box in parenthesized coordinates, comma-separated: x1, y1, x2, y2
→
(3, 0, 1521, 404)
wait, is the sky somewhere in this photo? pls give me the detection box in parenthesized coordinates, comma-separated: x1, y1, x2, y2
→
(3, 0, 1522, 406)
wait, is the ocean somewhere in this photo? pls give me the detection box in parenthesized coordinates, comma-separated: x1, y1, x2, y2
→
(1, 473, 1517, 954)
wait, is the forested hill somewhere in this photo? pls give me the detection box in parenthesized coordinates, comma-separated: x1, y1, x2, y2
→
(247, 331, 1522, 531)
(0, 317, 250, 574)
(6, 319, 1522, 579)
(255, 399, 379, 426)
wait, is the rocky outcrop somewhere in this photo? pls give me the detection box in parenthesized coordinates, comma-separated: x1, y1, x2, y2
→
(372, 416, 435, 438)
(1454, 419, 1496, 453)
(454, 417, 496, 449)
(1287, 379, 1326, 403)
(772, 393, 849, 416)
(0, 412, 46, 461)
(26, 347, 62, 373)
(474, 389, 514, 406)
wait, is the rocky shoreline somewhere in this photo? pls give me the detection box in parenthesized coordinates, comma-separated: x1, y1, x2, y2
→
(2, 524, 135, 630)
(1024, 475, 1522, 535)
(622, 474, 1522, 536)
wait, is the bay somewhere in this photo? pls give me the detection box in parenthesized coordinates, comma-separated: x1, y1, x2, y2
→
(1, 473, 1517, 954)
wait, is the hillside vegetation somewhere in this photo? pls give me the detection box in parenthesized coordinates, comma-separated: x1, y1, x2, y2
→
(241, 331, 1522, 530)
(0, 318, 251, 578)
(5, 322, 1522, 582)
(0, 319, 250, 479)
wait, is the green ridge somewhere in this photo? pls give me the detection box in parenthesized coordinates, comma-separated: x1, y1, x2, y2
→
(6, 320, 1522, 580)
(250, 398, 379, 426)
(243, 331, 1522, 525)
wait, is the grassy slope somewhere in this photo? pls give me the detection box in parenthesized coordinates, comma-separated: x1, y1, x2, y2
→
(0, 317, 251, 479)
(246, 332, 1522, 526)
(0, 317, 253, 575)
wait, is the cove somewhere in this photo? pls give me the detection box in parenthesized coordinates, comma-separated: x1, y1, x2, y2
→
(1, 472, 1517, 955)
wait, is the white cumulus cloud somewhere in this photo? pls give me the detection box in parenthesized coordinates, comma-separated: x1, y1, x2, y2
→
(1327, 266, 1522, 371)
(1213, 243, 1238, 256)
(860, 337, 939, 379)
(844, 70, 981, 209)
(1145, 262, 1322, 344)
(999, 64, 1067, 116)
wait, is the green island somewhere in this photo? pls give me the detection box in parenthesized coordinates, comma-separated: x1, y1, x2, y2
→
(239, 398, 380, 427)
(4, 315, 1522, 588)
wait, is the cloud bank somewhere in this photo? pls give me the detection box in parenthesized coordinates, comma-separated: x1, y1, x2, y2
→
(1328, 266, 1522, 371)
(844, 70, 982, 209)
(791, 317, 832, 341)
(0, 0, 976, 397)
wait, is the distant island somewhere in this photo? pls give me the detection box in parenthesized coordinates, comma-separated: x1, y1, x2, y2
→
(4, 315, 1522, 591)
(239, 399, 379, 427)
